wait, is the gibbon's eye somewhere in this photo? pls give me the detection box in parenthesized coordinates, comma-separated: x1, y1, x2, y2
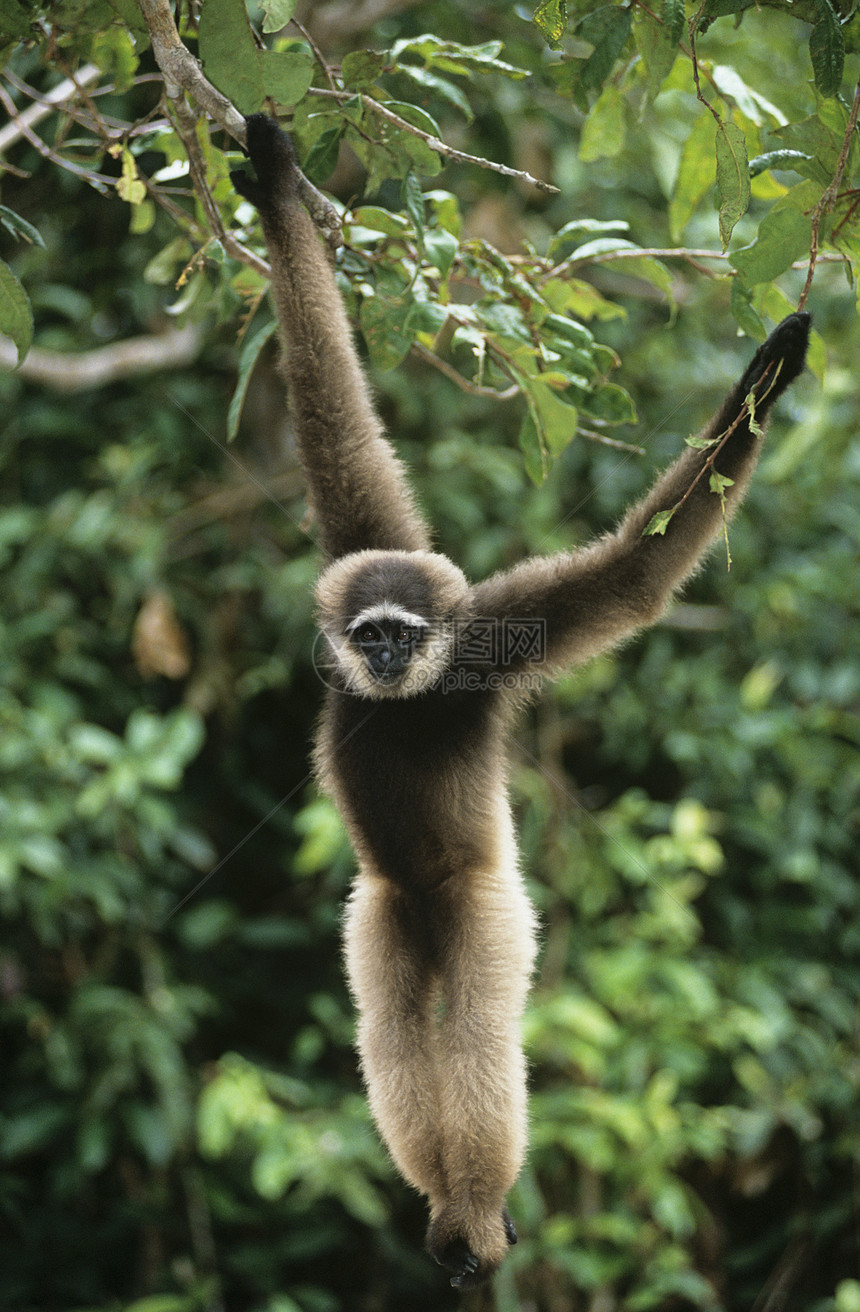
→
(355, 624, 380, 645)
(397, 626, 416, 646)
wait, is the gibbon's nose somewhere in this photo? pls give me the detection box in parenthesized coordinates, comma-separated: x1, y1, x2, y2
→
(378, 646, 392, 666)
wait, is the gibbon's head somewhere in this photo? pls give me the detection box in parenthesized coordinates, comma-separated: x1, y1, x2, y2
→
(316, 549, 470, 699)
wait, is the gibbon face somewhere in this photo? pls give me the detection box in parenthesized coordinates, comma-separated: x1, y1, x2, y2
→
(316, 549, 470, 699)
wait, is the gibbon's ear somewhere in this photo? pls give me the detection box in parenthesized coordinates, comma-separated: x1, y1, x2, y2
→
(230, 114, 299, 213)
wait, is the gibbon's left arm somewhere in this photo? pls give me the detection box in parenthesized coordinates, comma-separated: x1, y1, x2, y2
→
(231, 115, 431, 560)
(472, 312, 811, 674)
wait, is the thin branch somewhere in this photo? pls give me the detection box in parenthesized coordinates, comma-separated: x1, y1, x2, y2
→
(289, 14, 338, 93)
(411, 341, 519, 400)
(308, 86, 560, 194)
(0, 63, 100, 152)
(0, 83, 114, 190)
(798, 75, 860, 311)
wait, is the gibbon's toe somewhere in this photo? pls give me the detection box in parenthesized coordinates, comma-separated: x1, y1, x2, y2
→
(427, 1208, 513, 1288)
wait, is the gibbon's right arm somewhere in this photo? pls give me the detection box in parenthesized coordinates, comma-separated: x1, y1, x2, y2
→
(232, 115, 431, 560)
(472, 311, 812, 674)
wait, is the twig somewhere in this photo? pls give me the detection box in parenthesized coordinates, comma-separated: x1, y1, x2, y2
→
(411, 341, 519, 400)
(0, 63, 100, 153)
(289, 14, 338, 93)
(671, 362, 778, 520)
(798, 75, 860, 311)
(308, 86, 560, 194)
(0, 83, 114, 191)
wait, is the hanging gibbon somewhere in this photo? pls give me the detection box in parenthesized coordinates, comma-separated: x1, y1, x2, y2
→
(232, 114, 811, 1289)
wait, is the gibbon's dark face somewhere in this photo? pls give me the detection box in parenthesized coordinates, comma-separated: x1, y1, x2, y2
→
(350, 610, 427, 684)
(315, 549, 470, 700)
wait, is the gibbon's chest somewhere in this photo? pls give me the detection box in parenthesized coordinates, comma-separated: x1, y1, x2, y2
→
(319, 687, 507, 887)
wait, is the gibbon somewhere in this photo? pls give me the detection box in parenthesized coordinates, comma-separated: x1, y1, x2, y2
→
(232, 114, 811, 1288)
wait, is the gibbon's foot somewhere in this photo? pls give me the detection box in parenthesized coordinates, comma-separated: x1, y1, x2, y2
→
(427, 1208, 517, 1289)
(738, 311, 811, 405)
(230, 114, 298, 211)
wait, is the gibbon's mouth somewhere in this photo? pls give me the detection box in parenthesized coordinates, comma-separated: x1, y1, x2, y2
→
(369, 667, 402, 684)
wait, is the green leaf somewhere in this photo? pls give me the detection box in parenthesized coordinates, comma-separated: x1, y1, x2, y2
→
(579, 83, 626, 161)
(730, 278, 766, 339)
(390, 34, 527, 79)
(0, 258, 33, 365)
(518, 407, 549, 484)
(729, 204, 812, 285)
(424, 227, 458, 279)
(669, 111, 716, 241)
(634, 8, 677, 104)
(0, 205, 44, 247)
(261, 0, 296, 32)
(227, 319, 278, 440)
(342, 49, 387, 89)
(303, 124, 345, 184)
(401, 169, 426, 253)
(521, 375, 579, 458)
(533, 0, 567, 48)
(350, 207, 409, 237)
(715, 120, 750, 248)
(810, 0, 845, 98)
(260, 49, 314, 106)
(643, 506, 677, 536)
(572, 6, 632, 102)
(199, 0, 264, 114)
(748, 150, 814, 179)
(582, 381, 637, 425)
(404, 300, 448, 338)
(662, 0, 686, 45)
(359, 296, 414, 371)
(394, 64, 473, 118)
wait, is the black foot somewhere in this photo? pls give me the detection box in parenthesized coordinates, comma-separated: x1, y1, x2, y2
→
(503, 1208, 518, 1246)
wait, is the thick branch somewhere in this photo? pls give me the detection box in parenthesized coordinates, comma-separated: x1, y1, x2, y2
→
(0, 324, 204, 390)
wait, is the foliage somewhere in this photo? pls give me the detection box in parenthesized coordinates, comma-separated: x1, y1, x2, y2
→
(0, 2, 859, 1311)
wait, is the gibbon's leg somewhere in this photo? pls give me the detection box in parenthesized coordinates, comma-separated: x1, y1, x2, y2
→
(471, 311, 812, 673)
(342, 873, 448, 1202)
(426, 860, 539, 1289)
(231, 114, 430, 558)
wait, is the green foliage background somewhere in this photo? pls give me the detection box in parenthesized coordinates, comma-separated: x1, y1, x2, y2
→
(1, 2, 859, 1310)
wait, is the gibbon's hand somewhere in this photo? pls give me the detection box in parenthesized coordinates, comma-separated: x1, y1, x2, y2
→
(230, 113, 299, 213)
(736, 311, 812, 410)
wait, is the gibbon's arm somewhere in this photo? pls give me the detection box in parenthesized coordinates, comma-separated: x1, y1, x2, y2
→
(471, 312, 811, 674)
(232, 115, 431, 559)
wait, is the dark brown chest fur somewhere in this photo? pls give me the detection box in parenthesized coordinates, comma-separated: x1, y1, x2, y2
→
(319, 686, 508, 888)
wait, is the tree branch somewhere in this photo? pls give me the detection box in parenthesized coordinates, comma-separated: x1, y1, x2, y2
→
(0, 324, 204, 390)
(798, 75, 860, 311)
(137, 0, 342, 245)
(308, 86, 560, 194)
